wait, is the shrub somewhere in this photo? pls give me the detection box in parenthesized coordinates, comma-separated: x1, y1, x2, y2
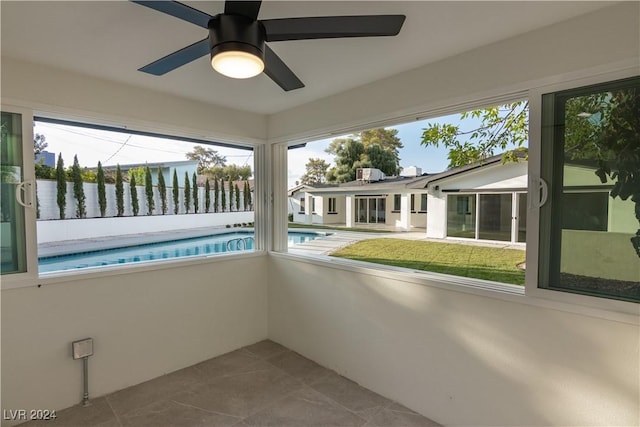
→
(145, 166, 154, 215)
(157, 169, 167, 215)
(213, 178, 219, 213)
(184, 172, 191, 213)
(97, 161, 106, 217)
(115, 164, 124, 216)
(228, 179, 234, 212)
(71, 155, 86, 218)
(288, 213, 293, 222)
(172, 170, 179, 214)
(234, 182, 240, 212)
(225, 224, 231, 228)
(130, 174, 139, 216)
(204, 178, 210, 213)
(192, 172, 198, 214)
(55, 154, 66, 219)
(220, 177, 226, 212)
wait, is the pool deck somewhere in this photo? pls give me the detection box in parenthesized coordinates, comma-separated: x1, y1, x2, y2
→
(39, 226, 525, 259)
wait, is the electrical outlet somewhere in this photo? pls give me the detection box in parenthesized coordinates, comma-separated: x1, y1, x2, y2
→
(72, 338, 93, 359)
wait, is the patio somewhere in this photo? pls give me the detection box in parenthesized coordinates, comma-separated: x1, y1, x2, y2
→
(21, 340, 439, 427)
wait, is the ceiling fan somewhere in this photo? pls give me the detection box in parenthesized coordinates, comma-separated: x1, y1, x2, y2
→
(131, 1, 406, 91)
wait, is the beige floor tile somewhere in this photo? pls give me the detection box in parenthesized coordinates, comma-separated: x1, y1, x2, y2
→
(243, 386, 367, 427)
(193, 349, 261, 381)
(243, 340, 288, 359)
(121, 400, 240, 427)
(106, 366, 201, 416)
(19, 397, 118, 427)
(266, 351, 331, 384)
(309, 371, 392, 413)
(172, 365, 303, 418)
(367, 407, 442, 427)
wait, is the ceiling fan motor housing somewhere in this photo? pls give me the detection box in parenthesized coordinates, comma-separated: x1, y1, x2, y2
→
(208, 14, 266, 61)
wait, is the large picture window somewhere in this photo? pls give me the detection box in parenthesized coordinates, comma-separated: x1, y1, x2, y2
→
(540, 76, 640, 302)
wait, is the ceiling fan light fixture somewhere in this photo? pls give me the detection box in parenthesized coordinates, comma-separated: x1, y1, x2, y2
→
(211, 49, 264, 79)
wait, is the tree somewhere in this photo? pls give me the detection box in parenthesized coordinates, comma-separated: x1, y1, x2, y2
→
(243, 180, 250, 211)
(220, 177, 226, 212)
(192, 172, 199, 214)
(55, 154, 66, 219)
(420, 101, 529, 168)
(205, 178, 211, 213)
(563, 87, 640, 256)
(97, 161, 106, 217)
(186, 145, 226, 173)
(205, 164, 252, 181)
(71, 155, 86, 218)
(228, 179, 234, 211)
(130, 174, 139, 216)
(33, 133, 47, 157)
(324, 129, 402, 183)
(128, 166, 146, 186)
(300, 158, 330, 185)
(234, 182, 241, 212)
(213, 178, 219, 213)
(115, 164, 124, 217)
(172, 170, 179, 214)
(157, 169, 167, 215)
(184, 172, 191, 213)
(145, 166, 154, 215)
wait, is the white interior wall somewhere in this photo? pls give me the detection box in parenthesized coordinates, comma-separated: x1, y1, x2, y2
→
(1, 57, 267, 144)
(1, 255, 268, 426)
(268, 255, 639, 426)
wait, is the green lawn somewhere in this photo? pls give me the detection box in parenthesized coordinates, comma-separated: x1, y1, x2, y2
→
(330, 238, 526, 285)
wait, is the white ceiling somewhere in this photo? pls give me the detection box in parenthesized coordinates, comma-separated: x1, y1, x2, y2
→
(1, 1, 613, 115)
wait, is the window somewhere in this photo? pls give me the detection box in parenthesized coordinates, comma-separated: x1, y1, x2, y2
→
(355, 196, 386, 224)
(447, 195, 476, 238)
(328, 197, 337, 214)
(419, 194, 427, 212)
(393, 194, 401, 211)
(31, 118, 256, 276)
(410, 194, 415, 212)
(311, 197, 316, 213)
(299, 197, 305, 213)
(539, 76, 640, 302)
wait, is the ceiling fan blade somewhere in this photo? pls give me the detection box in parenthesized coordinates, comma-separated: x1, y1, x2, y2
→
(139, 38, 210, 75)
(131, 1, 212, 28)
(263, 45, 304, 91)
(224, 1, 262, 20)
(263, 15, 406, 42)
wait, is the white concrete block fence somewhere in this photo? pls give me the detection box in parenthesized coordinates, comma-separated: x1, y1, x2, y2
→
(35, 180, 254, 243)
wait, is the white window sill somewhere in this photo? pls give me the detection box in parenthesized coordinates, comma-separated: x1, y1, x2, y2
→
(270, 251, 639, 325)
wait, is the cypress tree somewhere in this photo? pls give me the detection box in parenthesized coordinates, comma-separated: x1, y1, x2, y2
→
(205, 178, 211, 213)
(157, 169, 167, 215)
(192, 172, 198, 214)
(213, 178, 219, 213)
(184, 171, 191, 213)
(235, 182, 240, 212)
(145, 165, 154, 215)
(243, 180, 249, 211)
(115, 164, 124, 216)
(97, 161, 106, 217)
(55, 153, 66, 219)
(130, 174, 139, 216)
(71, 155, 86, 218)
(228, 179, 234, 212)
(220, 177, 226, 212)
(246, 180, 252, 211)
(172, 169, 179, 214)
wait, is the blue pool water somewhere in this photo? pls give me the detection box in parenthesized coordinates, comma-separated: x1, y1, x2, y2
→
(39, 231, 322, 273)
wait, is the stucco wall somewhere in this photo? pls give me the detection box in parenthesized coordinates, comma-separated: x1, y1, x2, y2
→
(268, 255, 639, 426)
(1, 255, 269, 426)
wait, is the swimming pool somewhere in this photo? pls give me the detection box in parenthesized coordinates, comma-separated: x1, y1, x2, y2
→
(38, 231, 323, 273)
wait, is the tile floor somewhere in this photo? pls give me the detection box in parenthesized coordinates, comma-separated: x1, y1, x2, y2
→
(21, 340, 441, 427)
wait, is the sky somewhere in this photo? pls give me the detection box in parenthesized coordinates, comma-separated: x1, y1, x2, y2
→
(35, 109, 524, 189)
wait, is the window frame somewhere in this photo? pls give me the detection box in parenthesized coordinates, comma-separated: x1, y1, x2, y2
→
(276, 68, 639, 320)
(1, 109, 265, 290)
(525, 71, 639, 314)
(327, 197, 337, 214)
